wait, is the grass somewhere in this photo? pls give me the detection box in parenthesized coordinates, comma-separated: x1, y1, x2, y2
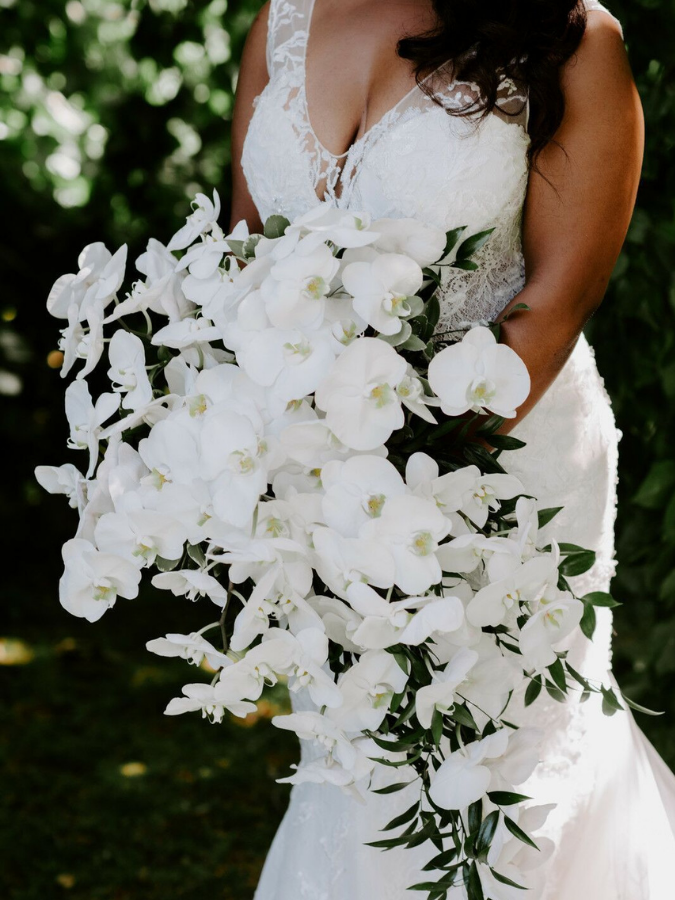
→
(0, 581, 297, 900)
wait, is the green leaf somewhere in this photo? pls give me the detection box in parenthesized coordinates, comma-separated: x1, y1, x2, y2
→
(537, 506, 563, 528)
(559, 547, 596, 577)
(622, 695, 665, 717)
(467, 799, 483, 835)
(440, 226, 467, 259)
(451, 259, 479, 271)
(186, 543, 206, 566)
(476, 414, 506, 436)
(400, 334, 427, 352)
(490, 870, 527, 890)
(371, 780, 416, 795)
(456, 227, 495, 260)
(155, 556, 182, 572)
(580, 601, 597, 640)
(242, 234, 262, 258)
(467, 862, 485, 900)
(545, 680, 566, 704)
(483, 433, 527, 451)
(487, 791, 531, 806)
(377, 321, 412, 347)
(404, 295, 425, 318)
(366, 834, 415, 849)
(504, 815, 539, 850)
(431, 707, 444, 745)
(452, 704, 479, 731)
(369, 732, 423, 752)
(582, 591, 622, 609)
(423, 847, 459, 871)
(475, 810, 500, 855)
(382, 801, 420, 832)
(500, 302, 531, 321)
(424, 294, 441, 329)
(601, 686, 624, 716)
(223, 239, 245, 258)
(524, 678, 542, 707)
(547, 658, 568, 693)
(565, 663, 591, 691)
(263, 214, 290, 238)
(370, 749, 423, 767)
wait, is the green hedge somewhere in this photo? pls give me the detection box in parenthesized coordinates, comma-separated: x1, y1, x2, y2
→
(1, 0, 674, 760)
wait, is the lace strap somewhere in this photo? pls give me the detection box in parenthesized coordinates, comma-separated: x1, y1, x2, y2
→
(267, 0, 312, 78)
(584, 0, 624, 38)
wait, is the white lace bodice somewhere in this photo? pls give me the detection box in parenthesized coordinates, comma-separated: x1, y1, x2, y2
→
(241, 0, 621, 332)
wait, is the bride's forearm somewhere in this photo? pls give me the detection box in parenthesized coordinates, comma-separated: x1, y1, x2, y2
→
(494, 279, 602, 433)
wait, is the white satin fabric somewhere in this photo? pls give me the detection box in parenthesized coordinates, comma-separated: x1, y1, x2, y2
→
(240, 1, 675, 896)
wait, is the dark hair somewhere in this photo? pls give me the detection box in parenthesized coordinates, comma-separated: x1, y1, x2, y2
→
(397, 0, 588, 166)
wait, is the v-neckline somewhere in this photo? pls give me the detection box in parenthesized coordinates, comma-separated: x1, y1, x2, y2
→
(302, 0, 449, 167)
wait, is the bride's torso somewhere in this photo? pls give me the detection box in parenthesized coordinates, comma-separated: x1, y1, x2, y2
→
(242, 0, 624, 880)
(241, 0, 533, 331)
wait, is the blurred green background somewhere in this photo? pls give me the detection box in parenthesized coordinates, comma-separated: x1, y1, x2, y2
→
(1, 0, 674, 896)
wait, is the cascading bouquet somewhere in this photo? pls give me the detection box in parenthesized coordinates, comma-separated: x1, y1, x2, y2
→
(38, 192, 634, 899)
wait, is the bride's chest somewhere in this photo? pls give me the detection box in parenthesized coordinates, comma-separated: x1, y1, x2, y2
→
(241, 72, 532, 231)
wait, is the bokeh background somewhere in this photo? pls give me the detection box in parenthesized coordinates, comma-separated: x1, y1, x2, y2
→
(1, 0, 674, 896)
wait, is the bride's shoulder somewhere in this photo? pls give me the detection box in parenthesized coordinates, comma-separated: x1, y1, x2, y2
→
(556, 3, 642, 147)
(563, 4, 634, 101)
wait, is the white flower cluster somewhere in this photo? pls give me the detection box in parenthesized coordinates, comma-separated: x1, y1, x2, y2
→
(38, 192, 610, 899)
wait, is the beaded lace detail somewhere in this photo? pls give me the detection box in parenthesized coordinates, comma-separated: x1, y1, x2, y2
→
(241, 4, 666, 900)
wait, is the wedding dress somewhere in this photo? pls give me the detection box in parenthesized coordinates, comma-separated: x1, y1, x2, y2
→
(241, 1, 675, 896)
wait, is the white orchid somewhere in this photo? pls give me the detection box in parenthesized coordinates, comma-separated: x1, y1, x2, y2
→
(64, 380, 120, 477)
(59, 300, 106, 379)
(328, 649, 409, 733)
(107, 331, 153, 411)
(321, 455, 405, 538)
(428, 325, 530, 417)
(165, 682, 256, 722)
(428, 728, 508, 810)
(261, 242, 339, 330)
(167, 189, 221, 251)
(395, 367, 439, 424)
(94, 507, 186, 566)
(35, 463, 88, 512)
(346, 582, 465, 650)
(237, 325, 336, 403)
(311, 526, 395, 599)
(199, 407, 271, 527)
(151, 316, 222, 349)
(360, 494, 451, 595)
(416, 647, 479, 728)
(151, 569, 228, 606)
(314, 337, 407, 451)
(467, 551, 560, 628)
(519, 591, 584, 671)
(371, 217, 446, 268)
(286, 205, 380, 251)
(342, 252, 423, 335)
(47, 242, 127, 321)
(273, 711, 375, 789)
(146, 631, 230, 669)
(59, 537, 141, 622)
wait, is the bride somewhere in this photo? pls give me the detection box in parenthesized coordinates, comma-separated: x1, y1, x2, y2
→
(228, 0, 675, 896)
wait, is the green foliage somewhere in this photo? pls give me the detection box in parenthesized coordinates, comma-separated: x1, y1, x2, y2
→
(585, 0, 675, 764)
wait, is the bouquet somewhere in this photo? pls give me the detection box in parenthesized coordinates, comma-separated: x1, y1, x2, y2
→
(37, 192, 636, 899)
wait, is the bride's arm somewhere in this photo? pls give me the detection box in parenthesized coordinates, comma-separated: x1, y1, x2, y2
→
(498, 11, 644, 429)
(228, 1, 271, 234)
